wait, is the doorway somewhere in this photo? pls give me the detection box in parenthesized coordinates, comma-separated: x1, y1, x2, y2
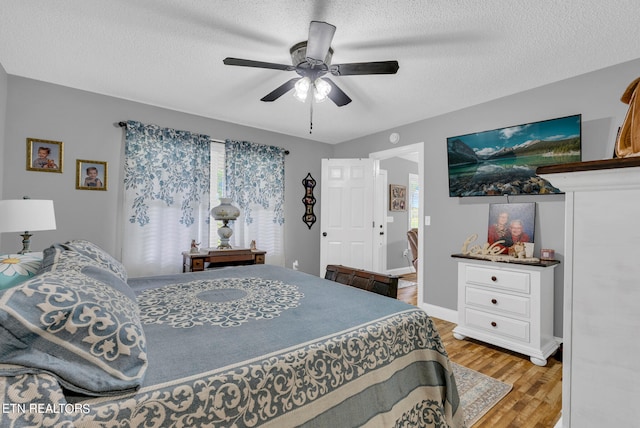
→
(369, 142, 424, 305)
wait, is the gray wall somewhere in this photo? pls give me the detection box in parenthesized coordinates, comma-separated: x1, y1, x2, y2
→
(0, 63, 6, 250)
(381, 157, 418, 270)
(333, 57, 640, 337)
(1, 75, 333, 275)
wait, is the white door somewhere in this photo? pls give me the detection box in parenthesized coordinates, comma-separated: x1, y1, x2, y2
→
(320, 158, 375, 276)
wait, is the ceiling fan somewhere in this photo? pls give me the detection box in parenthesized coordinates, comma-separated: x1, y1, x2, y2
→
(223, 21, 399, 108)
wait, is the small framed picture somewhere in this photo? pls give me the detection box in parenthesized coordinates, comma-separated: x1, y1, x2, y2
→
(76, 159, 107, 191)
(26, 138, 63, 173)
(389, 184, 406, 212)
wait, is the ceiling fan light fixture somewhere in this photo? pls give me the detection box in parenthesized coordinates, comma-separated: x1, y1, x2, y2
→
(223, 20, 396, 111)
(313, 78, 332, 102)
(294, 76, 311, 102)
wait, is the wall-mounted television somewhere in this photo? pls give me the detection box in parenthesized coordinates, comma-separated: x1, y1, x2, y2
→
(447, 114, 581, 197)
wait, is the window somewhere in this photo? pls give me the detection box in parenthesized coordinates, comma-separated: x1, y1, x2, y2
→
(209, 142, 226, 247)
(408, 173, 420, 230)
(208, 140, 285, 266)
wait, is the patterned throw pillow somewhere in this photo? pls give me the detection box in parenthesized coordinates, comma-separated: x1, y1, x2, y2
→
(59, 239, 128, 282)
(0, 253, 43, 290)
(0, 268, 147, 396)
(39, 245, 136, 303)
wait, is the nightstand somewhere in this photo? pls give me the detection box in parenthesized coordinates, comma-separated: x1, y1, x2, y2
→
(182, 248, 266, 272)
(451, 254, 559, 366)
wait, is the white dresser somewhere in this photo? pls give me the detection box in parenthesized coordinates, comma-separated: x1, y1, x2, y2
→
(452, 255, 560, 366)
(538, 158, 640, 427)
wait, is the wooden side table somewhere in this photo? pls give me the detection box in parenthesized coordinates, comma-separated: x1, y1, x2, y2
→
(182, 248, 266, 272)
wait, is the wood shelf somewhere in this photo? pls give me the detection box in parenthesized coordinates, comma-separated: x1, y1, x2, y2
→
(536, 156, 640, 175)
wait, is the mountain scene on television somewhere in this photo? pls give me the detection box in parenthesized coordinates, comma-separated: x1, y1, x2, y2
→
(447, 115, 581, 197)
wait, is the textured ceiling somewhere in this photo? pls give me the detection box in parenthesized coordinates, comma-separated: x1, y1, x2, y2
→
(2, 1, 640, 144)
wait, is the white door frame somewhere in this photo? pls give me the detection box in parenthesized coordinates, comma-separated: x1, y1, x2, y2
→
(372, 169, 388, 273)
(369, 142, 424, 305)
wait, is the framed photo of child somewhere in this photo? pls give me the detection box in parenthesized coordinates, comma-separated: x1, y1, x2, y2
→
(76, 159, 107, 191)
(26, 138, 63, 173)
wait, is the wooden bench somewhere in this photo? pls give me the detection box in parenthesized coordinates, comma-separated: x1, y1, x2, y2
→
(324, 264, 399, 299)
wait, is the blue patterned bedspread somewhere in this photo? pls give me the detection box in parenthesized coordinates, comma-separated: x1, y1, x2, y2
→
(2, 265, 463, 427)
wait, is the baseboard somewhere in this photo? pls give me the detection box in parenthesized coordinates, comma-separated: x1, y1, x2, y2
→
(554, 415, 562, 428)
(418, 302, 458, 324)
(386, 266, 414, 276)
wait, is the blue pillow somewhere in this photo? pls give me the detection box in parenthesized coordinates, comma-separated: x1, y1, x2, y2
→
(0, 253, 43, 290)
(39, 246, 136, 302)
(0, 268, 147, 396)
(59, 239, 128, 282)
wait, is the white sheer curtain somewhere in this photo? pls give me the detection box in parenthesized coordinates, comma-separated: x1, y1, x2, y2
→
(225, 140, 285, 266)
(122, 121, 211, 277)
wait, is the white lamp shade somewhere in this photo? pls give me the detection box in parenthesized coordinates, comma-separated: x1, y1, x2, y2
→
(0, 199, 57, 233)
(210, 198, 240, 221)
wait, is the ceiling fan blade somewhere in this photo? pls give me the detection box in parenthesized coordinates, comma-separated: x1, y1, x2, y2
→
(223, 57, 295, 71)
(323, 78, 352, 107)
(306, 21, 336, 63)
(260, 78, 301, 102)
(330, 61, 399, 76)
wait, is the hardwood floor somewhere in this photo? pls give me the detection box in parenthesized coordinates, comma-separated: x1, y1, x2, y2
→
(397, 283, 417, 306)
(398, 274, 562, 427)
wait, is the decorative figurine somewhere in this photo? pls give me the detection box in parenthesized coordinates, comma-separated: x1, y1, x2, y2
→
(250, 240, 256, 250)
(190, 239, 200, 253)
(509, 242, 526, 258)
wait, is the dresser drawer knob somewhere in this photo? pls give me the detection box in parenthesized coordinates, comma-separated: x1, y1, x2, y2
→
(491, 276, 497, 282)
(491, 298, 498, 304)
(491, 321, 497, 327)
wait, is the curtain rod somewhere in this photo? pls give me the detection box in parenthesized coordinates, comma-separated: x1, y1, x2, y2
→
(118, 121, 290, 155)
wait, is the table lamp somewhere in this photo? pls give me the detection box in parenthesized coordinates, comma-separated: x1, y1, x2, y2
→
(210, 198, 240, 249)
(0, 198, 57, 253)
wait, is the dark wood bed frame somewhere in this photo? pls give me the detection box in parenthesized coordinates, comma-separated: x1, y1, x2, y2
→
(324, 265, 399, 298)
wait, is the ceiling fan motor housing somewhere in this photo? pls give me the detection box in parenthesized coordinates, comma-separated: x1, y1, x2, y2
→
(290, 41, 333, 71)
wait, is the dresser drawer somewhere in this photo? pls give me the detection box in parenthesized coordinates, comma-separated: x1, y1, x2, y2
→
(465, 265, 530, 294)
(465, 308, 530, 342)
(466, 286, 530, 318)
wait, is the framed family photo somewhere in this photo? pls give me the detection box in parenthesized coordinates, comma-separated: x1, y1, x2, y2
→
(389, 184, 407, 212)
(76, 159, 107, 191)
(26, 138, 63, 173)
(487, 202, 536, 252)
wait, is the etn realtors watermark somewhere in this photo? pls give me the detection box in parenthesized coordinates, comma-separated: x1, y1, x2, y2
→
(2, 402, 90, 415)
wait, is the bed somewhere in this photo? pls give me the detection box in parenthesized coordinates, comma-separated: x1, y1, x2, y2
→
(0, 240, 463, 427)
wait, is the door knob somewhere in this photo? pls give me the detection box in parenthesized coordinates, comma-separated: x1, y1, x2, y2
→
(379, 232, 384, 235)
(322, 232, 327, 237)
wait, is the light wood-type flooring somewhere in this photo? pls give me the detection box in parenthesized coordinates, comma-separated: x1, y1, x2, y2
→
(398, 273, 562, 427)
